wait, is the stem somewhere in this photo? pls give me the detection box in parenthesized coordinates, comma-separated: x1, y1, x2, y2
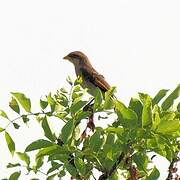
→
(68, 84, 74, 108)
(98, 152, 125, 180)
(4, 111, 51, 130)
(166, 159, 176, 180)
(98, 142, 134, 180)
(21, 165, 47, 176)
(92, 173, 97, 180)
(166, 153, 179, 180)
(128, 165, 138, 180)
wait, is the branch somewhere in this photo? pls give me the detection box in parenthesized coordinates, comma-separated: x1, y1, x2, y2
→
(56, 138, 83, 180)
(98, 152, 125, 180)
(4, 112, 44, 130)
(128, 165, 138, 180)
(21, 165, 47, 176)
(166, 155, 180, 180)
(4, 111, 65, 130)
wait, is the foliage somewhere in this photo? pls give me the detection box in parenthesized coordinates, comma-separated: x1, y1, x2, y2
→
(0, 79, 179, 180)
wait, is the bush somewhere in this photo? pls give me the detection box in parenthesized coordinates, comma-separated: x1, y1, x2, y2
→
(0, 78, 179, 180)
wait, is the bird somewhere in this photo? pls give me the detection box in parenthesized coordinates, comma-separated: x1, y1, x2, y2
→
(63, 51, 111, 95)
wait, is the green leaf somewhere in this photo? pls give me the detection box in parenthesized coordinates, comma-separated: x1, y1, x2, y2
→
(105, 148, 113, 160)
(5, 131, 15, 156)
(13, 123, 20, 129)
(161, 112, 176, 122)
(75, 157, 86, 175)
(161, 84, 180, 111)
(94, 88, 103, 110)
(35, 156, 44, 170)
(152, 105, 161, 130)
(9, 97, 20, 114)
(129, 98, 143, 120)
(60, 87, 68, 93)
(75, 111, 91, 123)
(105, 133, 115, 145)
(141, 94, 152, 127)
(70, 100, 87, 114)
(16, 152, 30, 166)
(22, 115, 30, 124)
(73, 85, 81, 93)
(104, 87, 116, 109)
(25, 139, 53, 152)
(46, 174, 58, 180)
(65, 163, 78, 177)
(40, 99, 48, 110)
(42, 117, 55, 142)
(11, 92, 31, 112)
(105, 127, 124, 135)
(146, 166, 160, 180)
(152, 89, 169, 106)
(47, 162, 62, 174)
(9, 171, 21, 180)
(61, 120, 74, 143)
(0, 127, 5, 132)
(109, 172, 119, 180)
(66, 76, 73, 86)
(177, 102, 180, 112)
(74, 76, 83, 85)
(89, 131, 104, 152)
(139, 93, 147, 103)
(58, 94, 68, 107)
(7, 163, 21, 168)
(0, 110, 9, 119)
(47, 93, 56, 112)
(115, 100, 138, 127)
(36, 145, 67, 158)
(156, 119, 180, 135)
(59, 169, 66, 177)
(48, 154, 69, 163)
(164, 145, 173, 162)
(133, 152, 148, 173)
(116, 101, 138, 121)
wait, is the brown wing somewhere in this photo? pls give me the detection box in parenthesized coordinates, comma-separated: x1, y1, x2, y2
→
(80, 67, 111, 92)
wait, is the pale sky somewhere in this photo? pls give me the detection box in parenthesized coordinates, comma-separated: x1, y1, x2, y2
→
(0, 0, 179, 179)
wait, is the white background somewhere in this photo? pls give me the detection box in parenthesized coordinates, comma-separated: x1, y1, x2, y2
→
(0, 0, 179, 179)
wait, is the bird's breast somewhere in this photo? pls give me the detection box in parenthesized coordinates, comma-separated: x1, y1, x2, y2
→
(75, 66, 96, 95)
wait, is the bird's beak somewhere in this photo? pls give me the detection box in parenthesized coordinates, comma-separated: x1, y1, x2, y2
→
(63, 55, 69, 60)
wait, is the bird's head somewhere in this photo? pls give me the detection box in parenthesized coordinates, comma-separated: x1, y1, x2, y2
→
(63, 51, 91, 66)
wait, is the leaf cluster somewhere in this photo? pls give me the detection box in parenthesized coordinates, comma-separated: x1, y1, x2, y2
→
(0, 79, 179, 180)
